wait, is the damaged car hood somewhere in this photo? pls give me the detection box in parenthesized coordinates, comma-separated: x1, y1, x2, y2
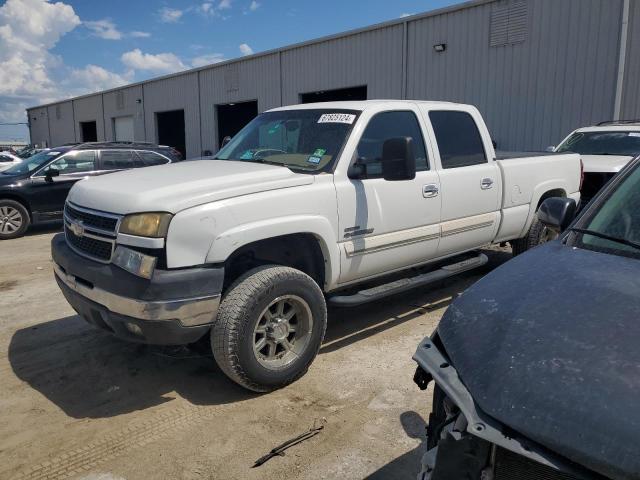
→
(67, 160, 314, 214)
(438, 241, 640, 480)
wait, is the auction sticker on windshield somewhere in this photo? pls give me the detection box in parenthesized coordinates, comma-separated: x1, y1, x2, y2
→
(317, 113, 356, 124)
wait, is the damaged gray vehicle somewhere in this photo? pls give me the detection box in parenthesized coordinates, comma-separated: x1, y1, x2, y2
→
(413, 156, 640, 480)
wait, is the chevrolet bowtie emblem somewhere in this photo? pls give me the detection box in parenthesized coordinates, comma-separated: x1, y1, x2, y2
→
(69, 220, 85, 237)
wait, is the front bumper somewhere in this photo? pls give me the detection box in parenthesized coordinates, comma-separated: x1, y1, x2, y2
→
(52, 233, 223, 345)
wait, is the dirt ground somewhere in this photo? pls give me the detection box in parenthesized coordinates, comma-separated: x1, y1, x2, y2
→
(0, 223, 511, 480)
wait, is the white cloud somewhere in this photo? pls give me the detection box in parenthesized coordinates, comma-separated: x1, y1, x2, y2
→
(68, 65, 132, 92)
(249, 1, 259, 11)
(0, 0, 81, 123)
(200, 2, 214, 14)
(159, 7, 183, 23)
(84, 19, 122, 40)
(121, 48, 186, 74)
(400, 12, 414, 18)
(130, 31, 151, 38)
(218, 0, 232, 10)
(191, 53, 225, 67)
(239, 43, 253, 56)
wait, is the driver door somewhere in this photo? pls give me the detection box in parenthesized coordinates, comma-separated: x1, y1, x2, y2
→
(28, 150, 97, 217)
(334, 109, 441, 285)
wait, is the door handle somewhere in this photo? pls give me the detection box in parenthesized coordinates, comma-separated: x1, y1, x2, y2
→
(423, 184, 439, 198)
(481, 178, 494, 190)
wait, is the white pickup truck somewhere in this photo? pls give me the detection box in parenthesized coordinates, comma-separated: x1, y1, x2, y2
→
(51, 100, 581, 392)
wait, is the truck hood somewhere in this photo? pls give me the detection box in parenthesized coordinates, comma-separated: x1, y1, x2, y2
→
(581, 154, 633, 173)
(67, 160, 315, 214)
(438, 242, 640, 480)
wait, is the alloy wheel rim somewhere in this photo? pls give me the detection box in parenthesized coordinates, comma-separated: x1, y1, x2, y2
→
(0, 206, 22, 235)
(253, 295, 313, 369)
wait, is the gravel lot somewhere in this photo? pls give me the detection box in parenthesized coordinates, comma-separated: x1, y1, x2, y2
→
(0, 224, 510, 480)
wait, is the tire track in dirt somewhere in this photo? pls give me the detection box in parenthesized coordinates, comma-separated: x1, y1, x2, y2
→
(7, 405, 219, 480)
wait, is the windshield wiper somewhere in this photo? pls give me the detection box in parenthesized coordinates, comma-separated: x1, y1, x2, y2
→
(569, 227, 640, 251)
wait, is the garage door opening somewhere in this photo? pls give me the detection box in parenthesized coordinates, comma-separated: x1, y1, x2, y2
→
(156, 110, 186, 158)
(80, 121, 97, 142)
(216, 100, 258, 148)
(300, 86, 367, 104)
(113, 116, 134, 142)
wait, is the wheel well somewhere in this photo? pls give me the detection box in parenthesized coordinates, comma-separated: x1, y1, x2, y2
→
(223, 233, 326, 291)
(537, 188, 566, 209)
(0, 195, 32, 220)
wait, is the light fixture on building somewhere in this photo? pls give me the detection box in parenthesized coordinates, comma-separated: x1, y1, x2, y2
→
(136, 98, 142, 104)
(433, 43, 447, 53)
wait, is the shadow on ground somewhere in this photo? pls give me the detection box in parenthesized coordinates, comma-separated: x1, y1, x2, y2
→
(8, 248, 511, 420)
(365, 411, 428, 479)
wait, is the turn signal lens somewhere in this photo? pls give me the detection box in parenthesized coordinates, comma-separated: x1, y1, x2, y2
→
(113, 246, 157, 279)
(119, 213, 172, 238)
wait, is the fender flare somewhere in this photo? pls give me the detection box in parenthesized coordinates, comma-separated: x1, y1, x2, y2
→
(519, 180, 569, 237)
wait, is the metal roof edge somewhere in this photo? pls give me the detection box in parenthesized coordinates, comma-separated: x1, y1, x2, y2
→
(27, 0, 495, 111)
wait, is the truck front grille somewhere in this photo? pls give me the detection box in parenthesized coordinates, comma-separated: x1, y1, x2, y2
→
(64, 203, 121, 263)
(65, 228, 114, 261)
(494, 447, 587, 480)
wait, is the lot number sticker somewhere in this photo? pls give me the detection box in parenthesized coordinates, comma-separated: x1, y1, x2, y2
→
(318, 113, 356, 124)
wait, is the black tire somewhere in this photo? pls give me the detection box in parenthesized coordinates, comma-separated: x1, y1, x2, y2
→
(212, 265, 327, 392)
(511, 217, 557, 256)
(0, 199, 30, 240)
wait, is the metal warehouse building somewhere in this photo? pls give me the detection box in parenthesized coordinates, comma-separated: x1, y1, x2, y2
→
(27, 0, 640, 158)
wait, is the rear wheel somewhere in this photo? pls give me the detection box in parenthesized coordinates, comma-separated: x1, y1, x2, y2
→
(0, 200, 30, 240)
(511, 217, 557, 256)
(212, 265, 327, 392)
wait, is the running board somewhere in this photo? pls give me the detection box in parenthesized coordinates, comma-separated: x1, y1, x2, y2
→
(328, 253, 488, 307)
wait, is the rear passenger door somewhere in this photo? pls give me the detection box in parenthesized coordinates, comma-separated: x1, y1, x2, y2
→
(425, 110, 500, 256)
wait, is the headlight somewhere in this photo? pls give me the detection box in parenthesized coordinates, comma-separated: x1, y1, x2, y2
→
(119, 212, 172, 238)
(113, 246, 157, 279)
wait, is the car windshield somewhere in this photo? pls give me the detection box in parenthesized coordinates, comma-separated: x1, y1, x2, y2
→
(1, 149, 64, 175)
(573, 162, 640, 259)
(556, 131, 640, 156)
(214, 109, 360, 172)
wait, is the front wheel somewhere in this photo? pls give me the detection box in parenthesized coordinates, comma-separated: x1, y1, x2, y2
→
(511, 217, 558, 256)
(0, 199, 30, 240)
(212, 265, 327, 392)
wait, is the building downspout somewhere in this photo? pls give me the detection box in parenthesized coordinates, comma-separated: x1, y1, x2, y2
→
(614, 0, 630, 120)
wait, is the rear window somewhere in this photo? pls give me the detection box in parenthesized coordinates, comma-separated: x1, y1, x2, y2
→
(429, 111, 487, 169)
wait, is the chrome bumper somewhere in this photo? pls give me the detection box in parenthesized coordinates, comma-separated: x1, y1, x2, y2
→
(53, 263, 220, 327)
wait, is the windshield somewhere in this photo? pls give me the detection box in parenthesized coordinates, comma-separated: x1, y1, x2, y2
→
(557, 131, 640, 156)
(214, 109, 360, 172)
(573, 162, 640, 259)
(1, 149, 64, 175)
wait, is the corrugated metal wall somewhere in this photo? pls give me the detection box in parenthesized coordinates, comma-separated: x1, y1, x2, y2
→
(621, 0, 640, 119)
(28, 107, 50, 147)
(280, 24, 404, 105)
(102, 85, 145, 141)
(406, 0, 623, 151)
(46, 101, 75, 146)
(143, 73, 200, 158)
(26, 0, 635, 154)
(199, 53, 281, 153)
(73, 95, 105, 142)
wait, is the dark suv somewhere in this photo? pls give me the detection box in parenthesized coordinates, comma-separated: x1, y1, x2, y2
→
(0, 142, 182, 239)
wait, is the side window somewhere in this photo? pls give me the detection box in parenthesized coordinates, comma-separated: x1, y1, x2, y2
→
(48, 150, 96, 174)
(136, 151, 170, 167)
(355, 111, 429, 178)
(101, 150, 134, 170)
(429, 111, 487, 169)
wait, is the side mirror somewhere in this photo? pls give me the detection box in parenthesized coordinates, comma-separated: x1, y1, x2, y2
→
(221, 136, 232, 148)
(546, 145, 556, 153)
(381, 137, 416, 181)
(44, 168, 60, 182)
(538, 197, 577, 232)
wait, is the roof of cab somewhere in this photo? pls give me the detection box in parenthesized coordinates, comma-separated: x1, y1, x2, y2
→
(269, 99, 464, 112)
(576, 124, 640, 133)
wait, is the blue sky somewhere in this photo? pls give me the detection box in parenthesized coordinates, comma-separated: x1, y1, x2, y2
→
(0, 0, 463, 142)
